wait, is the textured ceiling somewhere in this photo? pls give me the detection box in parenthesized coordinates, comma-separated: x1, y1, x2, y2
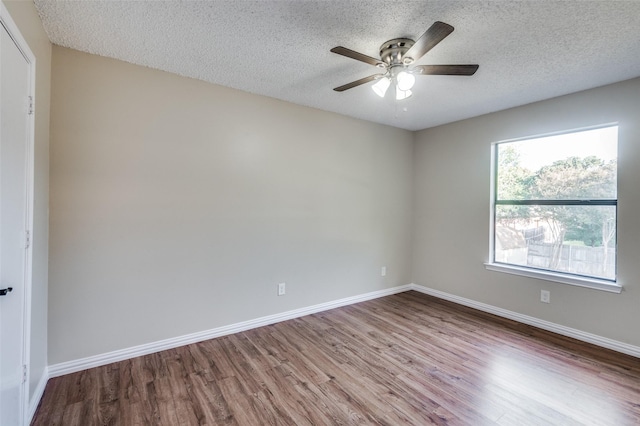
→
(33, 1, 640, 131)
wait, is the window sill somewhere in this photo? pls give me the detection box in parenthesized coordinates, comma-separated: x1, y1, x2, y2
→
(484, 263, 622, 294)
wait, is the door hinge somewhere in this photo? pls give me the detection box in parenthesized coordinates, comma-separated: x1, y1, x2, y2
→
(28, 96, 34, 115)
(22, 365, 27, 384)
(25, 230, 31, 249)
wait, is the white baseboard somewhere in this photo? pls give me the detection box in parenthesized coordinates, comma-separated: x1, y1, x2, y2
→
(409, 283, 640, 358)
(27, 367, 48, 424)
(47, 282, 640, 379)
(48, 284, 413, 378)
(34, 282, 639, 421)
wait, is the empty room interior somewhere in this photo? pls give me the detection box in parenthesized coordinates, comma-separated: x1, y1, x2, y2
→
(1, 0, 640, 424)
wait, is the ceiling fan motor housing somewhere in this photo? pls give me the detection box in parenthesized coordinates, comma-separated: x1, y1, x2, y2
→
(379, 38, 415, 66)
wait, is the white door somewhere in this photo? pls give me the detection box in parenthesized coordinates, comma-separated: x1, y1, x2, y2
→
(0, 19, 32, 426)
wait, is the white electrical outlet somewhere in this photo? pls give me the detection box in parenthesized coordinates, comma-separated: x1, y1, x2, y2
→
(541, 290, 550, 303)
(278, 282, 286, 296)
(381, 266, 387, 277)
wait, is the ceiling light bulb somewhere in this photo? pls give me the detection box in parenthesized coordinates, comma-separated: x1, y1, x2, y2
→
(396, 88, 412, 100)
(372, 77, 391, 98)
(396, 71, 415, 91)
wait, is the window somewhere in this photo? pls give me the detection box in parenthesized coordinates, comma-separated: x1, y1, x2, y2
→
(487, 125, 619, 291)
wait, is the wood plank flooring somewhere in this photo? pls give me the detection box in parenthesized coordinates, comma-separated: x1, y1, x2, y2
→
(31, 291, 640, 425)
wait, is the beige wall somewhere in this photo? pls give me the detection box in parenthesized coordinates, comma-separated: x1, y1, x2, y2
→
(48, 46, 414, 364)
(2, 0, 51, 401)
(413, 77, 640, 347)
(32, 16, 640, 368)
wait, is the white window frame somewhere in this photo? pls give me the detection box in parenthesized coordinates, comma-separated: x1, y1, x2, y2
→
(485, 124, 622, 294)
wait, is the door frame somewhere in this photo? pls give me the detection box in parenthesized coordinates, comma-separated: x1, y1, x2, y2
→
(0, 3, 36, 424)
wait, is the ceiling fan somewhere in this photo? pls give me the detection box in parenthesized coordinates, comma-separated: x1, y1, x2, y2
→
(331, 21, 478, 100)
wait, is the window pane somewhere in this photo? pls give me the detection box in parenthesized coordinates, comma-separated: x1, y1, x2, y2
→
(495, 205, 616, 280)
(497, 126, 617, 201)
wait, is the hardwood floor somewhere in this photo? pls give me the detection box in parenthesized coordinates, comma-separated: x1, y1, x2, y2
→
(32, 291, 640, 425)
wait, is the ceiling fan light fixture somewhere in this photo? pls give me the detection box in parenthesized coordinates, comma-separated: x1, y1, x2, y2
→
(396, 88, 412, 100)
(396, 71, 416, 91)
(372, 77, 391, 97)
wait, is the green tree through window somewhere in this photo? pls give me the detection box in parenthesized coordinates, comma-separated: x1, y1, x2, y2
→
(493, 126, 617, 281)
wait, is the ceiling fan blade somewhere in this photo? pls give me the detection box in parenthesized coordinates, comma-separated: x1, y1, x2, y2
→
(404, 21, 454, 62)
(413, 64, 479, 76)
(331, 46, 385, 67)
(333, 74, 384, 92)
